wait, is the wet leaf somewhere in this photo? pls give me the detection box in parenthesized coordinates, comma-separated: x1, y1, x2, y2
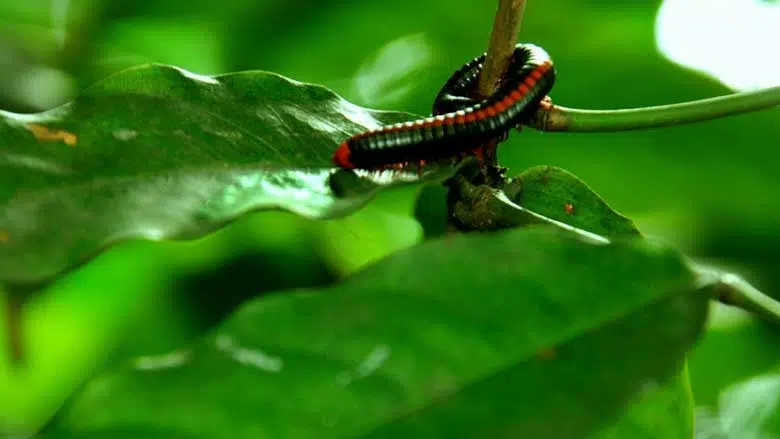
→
(0, 64, 450, 284)
(44, 226, 708, 438)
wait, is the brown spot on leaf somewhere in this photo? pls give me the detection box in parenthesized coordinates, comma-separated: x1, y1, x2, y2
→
(535, 347, 557, 361)
(27, 124, 77, 146)
(0, 231, 8, 243)
(564, 202, 575, 215)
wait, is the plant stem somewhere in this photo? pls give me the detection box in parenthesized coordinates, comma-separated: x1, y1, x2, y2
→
(475, 0, 527, 172)
(697, 268, 780, 328)
(476, 0, 527, 100)
(529, 86, 780, 132)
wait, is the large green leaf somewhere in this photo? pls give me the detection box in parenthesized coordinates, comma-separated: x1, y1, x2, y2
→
(501, 166, 695, 439)
(0, 64, 448, 284)
(44, 226, 708, 438)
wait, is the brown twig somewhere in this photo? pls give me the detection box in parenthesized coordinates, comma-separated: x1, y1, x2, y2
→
(474, 0, 527, 173)
(476, 0, 528, 100)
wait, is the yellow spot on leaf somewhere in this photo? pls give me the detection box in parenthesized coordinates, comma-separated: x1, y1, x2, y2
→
(27, 124, 78, 146)
(0, 231, 9, 243)
(564, 202, 575, 215)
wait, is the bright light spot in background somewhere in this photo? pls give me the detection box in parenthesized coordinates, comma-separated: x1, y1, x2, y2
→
(718, 374, 780, 439)
(696, 374, 780, 439)
(655, 0, 780, 91)
(15, 66, 75, 110)
(351, 33, 434, 107)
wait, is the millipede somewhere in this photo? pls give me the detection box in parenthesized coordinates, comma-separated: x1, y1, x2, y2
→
(332, 43, 556, 170)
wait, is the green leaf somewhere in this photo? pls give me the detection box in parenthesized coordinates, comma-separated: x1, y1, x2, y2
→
(0, 64, 447, 284)
(447, 167, 696, 438)
(504, 166, 695, 439)
(592, 369, 694, 439)
(412, 184, 449, 238)
(688, 303, 780, 439)
(45, 226, 708, 438)
(689, 304, 780, 407)
(509, 165, 640, 238)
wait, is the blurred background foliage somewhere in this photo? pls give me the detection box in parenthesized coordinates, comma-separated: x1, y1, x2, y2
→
(0, 0, 778, 436)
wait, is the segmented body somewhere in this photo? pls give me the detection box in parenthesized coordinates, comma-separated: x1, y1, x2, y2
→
(332, 43, 556, 170)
